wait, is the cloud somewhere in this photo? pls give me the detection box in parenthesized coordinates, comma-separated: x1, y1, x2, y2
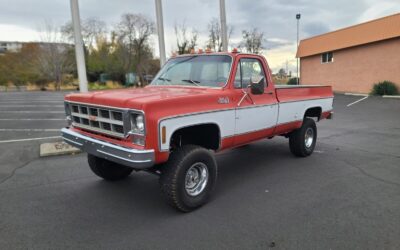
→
(1, 0, 399, 73)
(302, 22, 330, 37)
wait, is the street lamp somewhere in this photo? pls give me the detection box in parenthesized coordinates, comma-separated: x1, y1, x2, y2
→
(296, 13, 301, 85)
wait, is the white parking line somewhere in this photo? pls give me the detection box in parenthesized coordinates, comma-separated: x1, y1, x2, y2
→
(347, 96, 368, 107)
(0, 105, 64, 107)
(0, 129, 60, 132)
(0, 136, 61, 144)
(0, 100, 62, 102)
(0, 118, 65, 121)
(0, 111, 64, 113)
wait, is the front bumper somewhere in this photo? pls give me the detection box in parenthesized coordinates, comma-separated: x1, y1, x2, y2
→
(61, 128, 155, 169)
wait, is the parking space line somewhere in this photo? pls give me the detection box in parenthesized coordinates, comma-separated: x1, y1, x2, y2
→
(0, 111, 64, 113)
(0, 129, 60, 132)
(347, 96, 368, 107)
(0, 118, 65, 121)
(0, 105, 64, 107)
(0, 136, 61, 144)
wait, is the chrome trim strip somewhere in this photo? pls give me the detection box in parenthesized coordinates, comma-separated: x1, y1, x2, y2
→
(61, 128, 153, 154)
(61, 128, 154, 169)
(63, 137, 83, 146)
(96, 150, 152, 163)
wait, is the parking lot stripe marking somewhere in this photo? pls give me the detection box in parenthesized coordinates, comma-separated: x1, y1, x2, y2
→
(0, 105, 64, 107)
(0, 136, 61, 144)
(0, 129, 60, 132)
(0, 100, 62, 102)
(0, 111, 64, 113)
(347, 96, 368, 107)
(0, 118, 65, 121)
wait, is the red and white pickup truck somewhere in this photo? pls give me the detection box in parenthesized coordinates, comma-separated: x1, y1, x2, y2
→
(62, 51, 333, 212)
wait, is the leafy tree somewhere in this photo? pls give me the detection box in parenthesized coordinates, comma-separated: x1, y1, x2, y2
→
(61, 17, 107, 52)
(115, 13, 155, 84)
(278, 68, 286, 78)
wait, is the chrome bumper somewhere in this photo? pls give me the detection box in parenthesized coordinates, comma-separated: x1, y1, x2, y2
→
(61, 128, 155, 169)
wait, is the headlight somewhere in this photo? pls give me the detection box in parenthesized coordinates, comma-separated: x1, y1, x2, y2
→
(130, 113, 145, 134)
(135, 115, 144, 131)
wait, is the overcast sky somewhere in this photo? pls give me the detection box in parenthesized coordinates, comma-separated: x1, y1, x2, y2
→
(0, 0, 399, 73)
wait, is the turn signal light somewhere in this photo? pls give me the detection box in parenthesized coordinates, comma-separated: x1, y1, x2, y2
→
(162, 126, 166, 144)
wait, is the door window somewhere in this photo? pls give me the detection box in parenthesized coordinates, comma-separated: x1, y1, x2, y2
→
(234, 58, 266, 89)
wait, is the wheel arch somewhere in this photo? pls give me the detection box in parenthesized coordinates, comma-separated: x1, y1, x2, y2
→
(160, 122, 222, 152)
(303, 106, 322, 121)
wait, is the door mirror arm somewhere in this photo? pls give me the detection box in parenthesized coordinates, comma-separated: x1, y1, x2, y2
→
(238, 85, 255, 107)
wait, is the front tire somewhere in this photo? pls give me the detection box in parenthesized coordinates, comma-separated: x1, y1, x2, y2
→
(289, 118, 317, 157)
(159, 145, 217, 212)
(87, 154, 134, 181)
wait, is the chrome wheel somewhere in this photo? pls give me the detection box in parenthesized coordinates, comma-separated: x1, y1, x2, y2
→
(185, 162, 209, 196)
(304, 127, 314, 148)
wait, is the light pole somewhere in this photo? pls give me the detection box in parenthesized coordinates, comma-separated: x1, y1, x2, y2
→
(296, 13, 301, 85)
(155, 0, 166, 66)
(219, 0, 228, 51)
(70, 0, 88, 92)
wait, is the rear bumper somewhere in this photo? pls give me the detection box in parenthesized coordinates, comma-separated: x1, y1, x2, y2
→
(61, 128, 155, 170)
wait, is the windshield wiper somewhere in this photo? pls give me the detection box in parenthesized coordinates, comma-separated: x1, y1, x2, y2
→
(157, 77, 171, 82)
(181, 79, 201, 86)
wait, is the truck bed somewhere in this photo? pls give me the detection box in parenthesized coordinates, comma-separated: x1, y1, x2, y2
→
(275, 85, 334, 128)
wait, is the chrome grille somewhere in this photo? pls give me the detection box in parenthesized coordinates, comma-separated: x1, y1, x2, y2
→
(69, 103, 126, 138)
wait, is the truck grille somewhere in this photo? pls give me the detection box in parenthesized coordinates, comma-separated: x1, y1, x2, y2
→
(68, 103, 126, 138)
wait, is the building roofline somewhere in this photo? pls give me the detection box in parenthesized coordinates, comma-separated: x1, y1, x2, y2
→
(299, 13, 400, 43)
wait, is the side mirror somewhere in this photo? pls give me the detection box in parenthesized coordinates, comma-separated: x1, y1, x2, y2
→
(250, 76, 264, 95)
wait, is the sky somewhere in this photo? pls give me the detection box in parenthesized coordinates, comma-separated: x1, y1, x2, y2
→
(0, 0, 399, 73)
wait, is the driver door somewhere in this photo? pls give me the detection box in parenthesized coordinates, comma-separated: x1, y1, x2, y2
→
(233, 56, 278, 146)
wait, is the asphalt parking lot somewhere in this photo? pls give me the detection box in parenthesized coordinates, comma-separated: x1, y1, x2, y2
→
(0, 91, 399, 249)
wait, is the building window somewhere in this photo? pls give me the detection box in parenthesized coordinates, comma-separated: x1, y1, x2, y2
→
(321, 52, 333, 63)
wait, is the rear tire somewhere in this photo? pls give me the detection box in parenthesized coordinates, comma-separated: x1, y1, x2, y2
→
(159, 145, 217, 212)
(289, 118, 317, 157)
(87, 154, 133, 181)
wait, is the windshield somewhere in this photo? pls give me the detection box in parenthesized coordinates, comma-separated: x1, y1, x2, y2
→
(151, 55, 232, 88)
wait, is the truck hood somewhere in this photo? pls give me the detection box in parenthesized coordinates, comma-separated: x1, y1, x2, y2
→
(65, 86, 222, 109)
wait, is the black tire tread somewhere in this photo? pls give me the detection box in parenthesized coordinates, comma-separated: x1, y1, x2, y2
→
(88, 154, 133, 181)
(159, 145, 217, 212)
(289, 118, 317, 157)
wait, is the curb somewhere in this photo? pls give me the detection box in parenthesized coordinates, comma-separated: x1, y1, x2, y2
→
(40, 141, 81, 157)
(344, 93, 369, 97)
(382, 95, 400, 99)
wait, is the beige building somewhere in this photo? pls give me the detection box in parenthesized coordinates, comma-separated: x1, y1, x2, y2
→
(297, 13, 400, 94)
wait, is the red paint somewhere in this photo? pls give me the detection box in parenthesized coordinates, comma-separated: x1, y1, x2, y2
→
(65, 52, 333, 164)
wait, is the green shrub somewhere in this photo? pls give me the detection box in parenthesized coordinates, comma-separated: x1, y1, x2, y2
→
(287, 77, 299, 85)
(371, 81, 399, 95)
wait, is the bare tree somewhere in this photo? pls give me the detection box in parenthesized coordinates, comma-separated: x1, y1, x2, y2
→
(207, 17, 233, 52)
(115, 13, 155, 84)
(61, 17, 107, 51)
(37, 22, 75, 90)
(174, 22, 198, 54)
(240, 28, 265, 54)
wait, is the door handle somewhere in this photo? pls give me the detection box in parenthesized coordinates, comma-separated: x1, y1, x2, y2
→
(265, 91, 274, 95)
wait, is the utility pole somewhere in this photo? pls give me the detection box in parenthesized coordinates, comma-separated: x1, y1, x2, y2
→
(296, 13, 301, 85)
(70, 0, 88, 92)
(155, 0, 166, 66)
(219, 0, 228, 51)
